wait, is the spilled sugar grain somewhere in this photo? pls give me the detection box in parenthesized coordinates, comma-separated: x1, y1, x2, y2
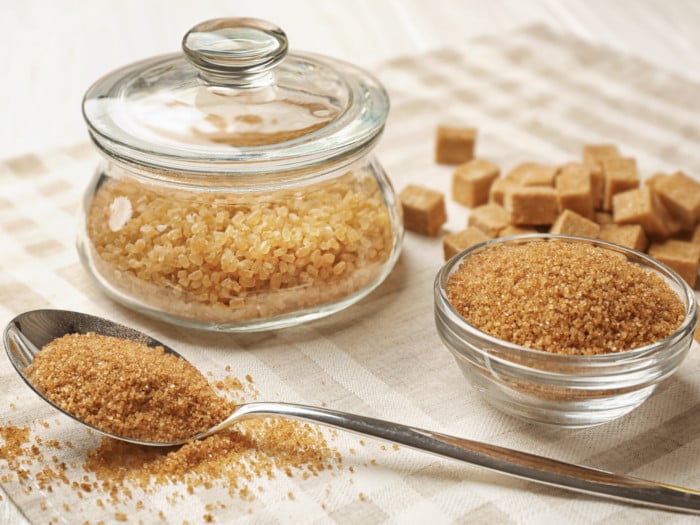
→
(84, 416, 339, 501)
(0, 347, 345, 522)
(0, 382, 342, 521)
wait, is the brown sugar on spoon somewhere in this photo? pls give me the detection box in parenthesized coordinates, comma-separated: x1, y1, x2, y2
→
(26, 332, 235, 442)
(8, 333, 341, 514)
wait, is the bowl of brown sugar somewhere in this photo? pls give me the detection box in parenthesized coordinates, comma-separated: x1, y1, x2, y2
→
(434, 234, 698, 427)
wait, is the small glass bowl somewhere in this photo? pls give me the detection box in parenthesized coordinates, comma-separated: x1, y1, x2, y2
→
(434, 234, 698, 428)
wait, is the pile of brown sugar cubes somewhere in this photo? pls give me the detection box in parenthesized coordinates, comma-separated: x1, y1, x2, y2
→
(398, 125, 700, 292)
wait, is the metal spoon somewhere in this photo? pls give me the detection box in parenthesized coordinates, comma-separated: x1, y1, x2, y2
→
(4, 309, 700, 514)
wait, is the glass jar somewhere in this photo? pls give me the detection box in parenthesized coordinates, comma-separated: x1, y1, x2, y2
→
(77, 18, 402, 332)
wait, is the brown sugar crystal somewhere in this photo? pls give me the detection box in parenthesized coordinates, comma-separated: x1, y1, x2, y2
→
(489, 177, 521, 206)
(599, 224, 648, 252)
(399, 185, 447, 236)
(582, 144, 620, 208)
(648, 239, 700, 288)
(451, 159, 500, 207)
(446, 240, 685, 355)
(648, 171, 700, 230)
(602, 157, 640, 211)
(556, 163, 595, 219)
(504, 186, 559, 226)
(613, 186, 679, 239)
(595, 212, 614, 225)
(549, 209, 600, 238)
(26, 333, 236, 442)
(435, 125, 477, 165)
(587, 163, 605, 210)
(514, 163, 557, 187)
(499, 224, 538, 237)
(501, 163, 532, 184)
(468, 202, 509, 237)
(442, 226, 491, 260)
(582, 143, 621, 166)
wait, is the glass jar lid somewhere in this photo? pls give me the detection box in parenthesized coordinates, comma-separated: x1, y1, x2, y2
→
(82, 18, 389, 174)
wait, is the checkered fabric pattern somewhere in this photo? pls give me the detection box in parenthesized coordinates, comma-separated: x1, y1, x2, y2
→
(1, 25, 699, 524)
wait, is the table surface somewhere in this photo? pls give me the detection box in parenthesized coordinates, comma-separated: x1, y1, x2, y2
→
(2, 2, 700, 524)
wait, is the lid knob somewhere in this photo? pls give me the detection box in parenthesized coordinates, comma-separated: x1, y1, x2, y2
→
(182, 18, 288, 86)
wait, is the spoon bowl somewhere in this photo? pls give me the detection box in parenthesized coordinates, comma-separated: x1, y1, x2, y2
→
(4, 309, 186, 445)
(4, 308, 700, 513)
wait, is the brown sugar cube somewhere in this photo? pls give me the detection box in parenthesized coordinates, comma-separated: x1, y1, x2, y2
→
(399, 185, 447, 236)
(595, 212, 614, 225)
(570, 161, 604, 209)
(451, 159, 500, 207)
(556, 163, 595, 219)
(563, 161, 604, 210)
(489, 177, 521, 206)
(503, 163, 528, 183)
(582, 144, 621, 166)
(550, 209, 600, 238)
(599, 224, 648, 252)
(602, 157, 640, 211)
(505, 162, 556, 186)
(442, 226, 491, 260)
(613, 186, 679, 238)
(693, 224, 700, 245)
(499, 224, 538, 237)
(644, 172, 669, 190)
(504, 186, 560, 226)
(521, 165, 557, 187)
(587, 163, 605, 210)
(651, 171, 700, 230)
(572, 161, 604, 211)
(435, 125, 477, 165)
(695, 316, 700, 343)
(648, 239, 700, 288)
(468, 202, 509, 237)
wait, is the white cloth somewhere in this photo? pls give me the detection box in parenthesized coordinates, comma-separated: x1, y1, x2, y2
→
(1, 24, 699, 524)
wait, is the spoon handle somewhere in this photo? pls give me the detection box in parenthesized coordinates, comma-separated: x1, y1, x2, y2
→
(222, 401, 700, 514)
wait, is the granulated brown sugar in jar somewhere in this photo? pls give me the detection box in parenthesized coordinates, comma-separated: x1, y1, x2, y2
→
(446, 240, 685, 355)
(85, 169, 394, 326)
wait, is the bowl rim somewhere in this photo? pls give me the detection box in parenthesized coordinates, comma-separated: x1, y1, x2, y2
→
(434, 233, 698, 362)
